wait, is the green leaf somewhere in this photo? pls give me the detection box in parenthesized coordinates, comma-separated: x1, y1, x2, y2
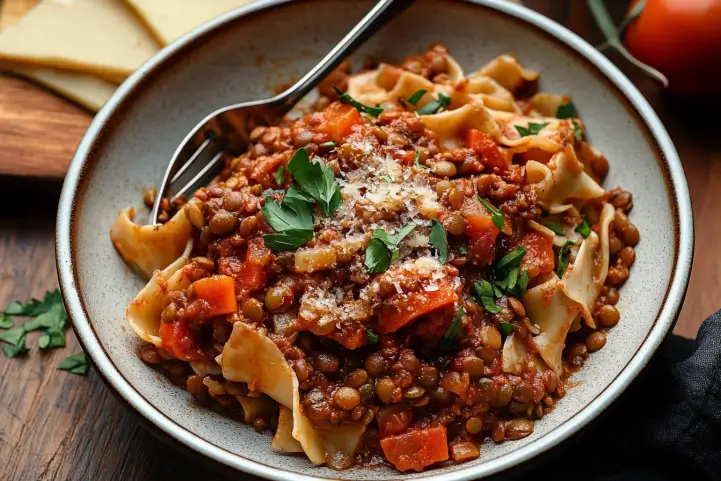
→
(365, 328, 379, 344)
(261, 188, 285, 198)
(287, 147, 342, 217)
(499, 322, 515, 336)
(57, 352, 90, 376)
(275, 164, 285, 186)
(1, 333, 28, 358)
(0, 327, 26, 346)
(0, 314, 13, 329)
(442, 305, 466, 346)
(572, 120, 583, 141)
(364, 225, 416, 273)
(22, 303, 67, 333)
(575, 216, 591, 238)
(262, 198, 313, 233)
(6, 290, 62, 316)
(413, 150, 428, 170)
(473, 281, 495, 299)
(541, 221, 566, 236)
(417, 93, 452, 115)
(429, 220, 448, 264)
(407, 89, 427, 106)
(457, 244, 468, 255)
(333, 85, 383, 116)
(556, 101, 578, 119)
(506, 267, 519, 291)
(515, 122, 549, 138)
(479, 197, 504, 231)
(495, 246, 527, 271)
(381, 175, 393, 183)
(557, 240, 576, 279)
(263, 230, 314, 251)
(481, 296, 502, 314)
(320, 141, 337, 148)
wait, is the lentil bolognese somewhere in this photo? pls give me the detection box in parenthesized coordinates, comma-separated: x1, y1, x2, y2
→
(110, 45, 638, 472)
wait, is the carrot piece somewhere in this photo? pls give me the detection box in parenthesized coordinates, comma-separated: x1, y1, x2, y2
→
(159, 320, 203, 362)
(238, 238, 271, 293)
(461, 197, 500, 265)
(378, 278, 457, 333)
(518, 230, 555, 274)
(192, 275, 238, 317)
(380, 426, 449, 472)
(466, 129, 509, 171)
(318, 102, 362, 143)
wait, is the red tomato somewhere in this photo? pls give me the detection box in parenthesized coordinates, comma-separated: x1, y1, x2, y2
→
(466, 129, 509, 171)
(159, 320, 203, 362)
(624, 0, 721, 93)
(517, 230, 555, 274)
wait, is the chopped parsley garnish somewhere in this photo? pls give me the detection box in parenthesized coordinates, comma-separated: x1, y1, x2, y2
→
(333, 85, 383, 116)
(416, 93, 452, 115)
(0, 290, 71, 359)
(457, 244, 468, 255)
(575, 216, 591, 238)
(261, 186, 315, 251)
(515, 122, 549, 138)
(495, 246, 527, 271)
(381, 175, 393, 183)
(493, 246, 529, 300)
(572, 120, 583, 141)
(429, 220, 448, 264)
(57, 352, 90, 375)
(557, 240, 576, 278)
(499, 322, 515, 336)
(320, 141, 337, 148)
(365, 225, 416, 273)
(287, 147, 342, 217)
(413, 150, 428, 170)
(440, 305, 466, 349)
(479, 198, 504, 231)
(275, 164, 285, 186)
(261, 188, 285, 198)
(407, 89, 427, 106)
(541, 221, 566, 236)
(474, 281, 502, 314)
(365, 328, 379, 344)
(556, 101, 578, 119)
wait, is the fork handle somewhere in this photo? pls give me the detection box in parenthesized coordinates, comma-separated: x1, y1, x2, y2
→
(277, 0, 414, 110)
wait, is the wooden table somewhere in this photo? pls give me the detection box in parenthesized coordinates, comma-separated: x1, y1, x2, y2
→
(1, 1, 719, 480)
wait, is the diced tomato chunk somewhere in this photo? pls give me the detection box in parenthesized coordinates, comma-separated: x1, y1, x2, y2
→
(239, 238, 271, 293)
(378, 278, 457, 333)
(191, 275, 238, 317)
(517, 230, 555, 274)
(159, 320, 203, 362)
(466, 129, 509, 171)
(380, 426, 449, 472)
(461, 197, 500, 265)
(318, 102, 362, 143)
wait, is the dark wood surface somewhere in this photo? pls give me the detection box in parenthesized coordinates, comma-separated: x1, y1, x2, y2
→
(1, 1, 719, 480)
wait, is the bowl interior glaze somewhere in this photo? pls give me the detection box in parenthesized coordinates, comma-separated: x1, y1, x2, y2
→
(57, 1, 692, 480)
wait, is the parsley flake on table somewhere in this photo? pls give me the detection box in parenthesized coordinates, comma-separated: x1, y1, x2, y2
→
(416, 93, 451, 115)
(575, 216, 591, 238)
(557, 240, 576, 278)
(287, 147, 342, 217)
(515, 122, 549, 138)
(0, 289, 69, 358)
(365, 225, 416, 273)
(429, 220, 448, 264)
(333, 85, 383, 116)
(479, 197, 505, 231)
(407, 89, 427, 106)
(57, 352, 90, 376)
(0, 314, 12, 329)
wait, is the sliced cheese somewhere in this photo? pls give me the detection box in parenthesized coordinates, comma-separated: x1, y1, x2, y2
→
(8, 66, 117, 112)
(0, 0, 159, 81)
(124, 0, 256, 46)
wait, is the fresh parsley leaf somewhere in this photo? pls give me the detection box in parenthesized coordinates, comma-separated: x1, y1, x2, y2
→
(263, 230, 314, 251)
(499, 322, 515, 336)
(507, 267, 519, 291)
(287, 147, 342, 217)
(365, 328, 379, 344)
(495, 246, 527, 271)
(541, 221, 566, 236)
(515, 122, 549, 138)
(381, 175, 393, 183)
(262, 198, 313, 233)
(473, 280, 495, 299)
(365, 225, 416, 273)
(6, 290, 62, 316)
(575, 216, 591, 238)
(333, 85, 383, 116)
(413, 150, 428, 170)
(0, 314, 12, 329)
(275, 165, 285, 186)
(57, 352, 90, 376)
(457, 244, 468, 255)
(417, 93, 452, 115)
(479, 198, 504, 231)
(407, 89, 427, 106)
(0, 327, 26, 346)
(429, 220, 448, 264)
(481, 296, 503, 314)
(0, 289, 69, 358)
(557, 240, 575, 278)
(556, 101, 578, 119)
(572, 120, 583, 141)
(1, 333, 28, 358)
(283, 184, 315, 206)
(320, 141, 337, 148)
(441, 305, 466, 348)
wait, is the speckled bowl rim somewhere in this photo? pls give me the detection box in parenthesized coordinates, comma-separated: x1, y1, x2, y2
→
(56, 1, 694, 480)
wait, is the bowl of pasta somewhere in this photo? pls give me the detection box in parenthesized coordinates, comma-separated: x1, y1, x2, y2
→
(56, 0, 692, 479)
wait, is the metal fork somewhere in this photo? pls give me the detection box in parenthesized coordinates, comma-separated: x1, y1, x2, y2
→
(149, 0, 414, 224)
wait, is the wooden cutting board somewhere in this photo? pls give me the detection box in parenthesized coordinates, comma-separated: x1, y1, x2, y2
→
(0, 0, 93, 178)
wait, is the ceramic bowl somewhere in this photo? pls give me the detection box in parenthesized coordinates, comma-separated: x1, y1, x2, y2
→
(56, 0, 693, 479)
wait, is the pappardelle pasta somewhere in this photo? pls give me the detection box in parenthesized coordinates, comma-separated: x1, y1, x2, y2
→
(111, 45, 638, 472)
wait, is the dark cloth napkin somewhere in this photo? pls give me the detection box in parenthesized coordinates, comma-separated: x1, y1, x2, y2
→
(510, 310, 721, 481)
